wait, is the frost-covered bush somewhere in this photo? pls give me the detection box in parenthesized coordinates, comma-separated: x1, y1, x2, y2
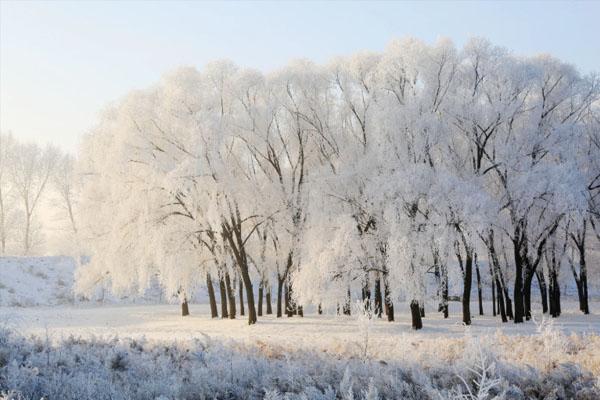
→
(0, 328, 598, 400)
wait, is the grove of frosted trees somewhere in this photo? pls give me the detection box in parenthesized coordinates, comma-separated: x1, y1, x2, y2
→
(68, 38, 600, 329)
(0, 134, 79, 256)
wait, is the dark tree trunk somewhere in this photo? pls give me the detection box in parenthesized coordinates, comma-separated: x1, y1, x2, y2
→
(498, 265, 513, 320)
(523, 269, 533, 321)
(434, 262, 442, 312)
(221, 207, 257, 325)
(207, 273, 218, 318)
(374, 276, 383, 318)
(238, 277, 245, 316)
(384, 276, 394, 321)
(572, 234, 590, 315)
(546, 243, 562, 318)
(516, 222, 557, 322)
(225, 272, 236, 319)
(219, 277, 228, 318)
(362, 273, 371, 311)
(285, 280, 293, 317)
(239, 268, 256, 324)
(343, 287, 351, 315)
(487, 232, 508, 323)
(318, 303, 323, 315)
(536, 270, 548, 314)
(573, 272, 589, 315)
(266, 284, 273, 315)
(298, 305, 303, 317)
(582, 271, 589, 315)
(549, 268, 561, 318)
(258, 282, 264, 317)
(462, 251, 473, 326)
(489, 261, 497, 317)
(475, 254, 484, 316)
(581, 272, 589, 315)
(410, 300, 423, 330)
(440, 264, 449, 318)
(277, 277, 284, 318)
(455, 232, 473, 325)
(496, 277, 508, 323)
(504, 288, 513, 320)
(576, 280, 584, 309)
(513, 241, 525, 324)
(496, 246, 513, 320)
(181, 297, 189, 317)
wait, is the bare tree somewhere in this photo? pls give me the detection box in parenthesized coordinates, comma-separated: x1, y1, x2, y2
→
(0, 134, 16, 254)
(10, 142, 59, 254)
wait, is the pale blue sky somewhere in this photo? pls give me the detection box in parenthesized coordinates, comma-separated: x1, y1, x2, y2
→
(1, 0, 599, 152)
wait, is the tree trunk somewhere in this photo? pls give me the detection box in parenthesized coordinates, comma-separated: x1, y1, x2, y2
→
(440, 264, 449, 318)
(490, 261, 497, 317)
(343, 287, 351, 315)
(207, 273, 218, 318)
(475, 254, 483, 316)
(576, 242, 590, 315)
(384, 276, 394, 321)
(496, 276, 508, 323)
(498, 265, 513, 320)
(221, 210, 257, 325)
(434, 263, 442, 312)
(487, 234, 507, 323)
(238, 277, 245, 316)
(536, 270, 548, 314)
(410, 300, 423, 330)
(504, 287, 513, 320)
(277, 277, 284, 318)
(219, 277, 228, 318)
(258, 282, 264, 317)
(513, 242, 525, 324)
(462, 252, 473, 326)
(181, 297, 189, 317)
(362, 273, 371, 311)
(266, 284, 273, 315)
(238, 267, 256, 325)
(374, 276, 383, 318)
(318, 303, 323, 315)
(575, 278, 584, 310)
(549, 268, 561, 318)
(225, 273, 236, 319)
(582, 271, 589, 315)
(523, 269, 533, 321)
(285, 280, 293, 317)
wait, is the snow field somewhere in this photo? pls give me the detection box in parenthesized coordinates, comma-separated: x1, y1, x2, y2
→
(1, 312, 599, 399)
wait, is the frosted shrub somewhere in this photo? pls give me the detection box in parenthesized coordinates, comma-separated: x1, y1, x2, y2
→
(531, 314, 568, 370)
(339, 366, 354, 400)
(353, 300, 375, 361)
(362, 378, 379, 400)
(0, 328, 599, 400)
(453, 344, 500, 400)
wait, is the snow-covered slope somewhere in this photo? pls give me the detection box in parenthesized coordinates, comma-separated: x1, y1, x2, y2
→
(0, 256, 209, 307)
(0, 256, 76, 307)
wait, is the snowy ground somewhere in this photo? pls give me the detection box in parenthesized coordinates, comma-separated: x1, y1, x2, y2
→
(3, 300, 599, 343)
(2, 301, 600, 370)
(2, 257, 600, 398)
(2, 301, 600, 399)
(0, 256, 76, 307)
